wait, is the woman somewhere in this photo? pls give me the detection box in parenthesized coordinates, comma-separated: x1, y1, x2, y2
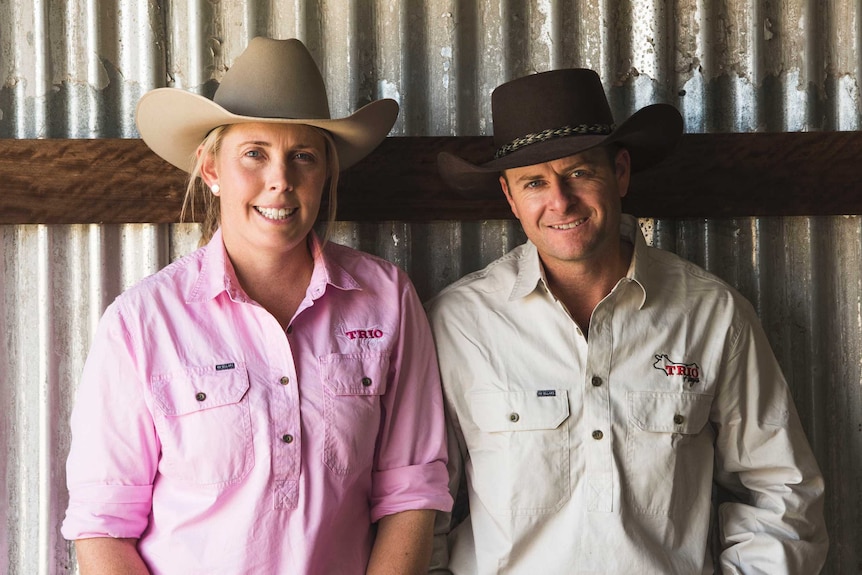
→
(61, 37, 452, 574)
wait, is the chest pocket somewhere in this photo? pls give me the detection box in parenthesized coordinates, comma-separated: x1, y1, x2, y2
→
(152, 365, 253, 485)
(468, 390, 570, 515)
(626, 391, 713, 516)
(320, 352, 390, 474)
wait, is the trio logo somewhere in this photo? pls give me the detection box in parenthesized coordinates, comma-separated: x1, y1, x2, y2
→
(653, 354, 701, 387)
(344, 328, 385, 340)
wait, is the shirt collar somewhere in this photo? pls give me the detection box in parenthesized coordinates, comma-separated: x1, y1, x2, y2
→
(619, 214, 648, 309)
(509, 241, 545, 301)
(508, 214, 649, 308)
(307, 233, 362, 297)
(186, 229, 361, 304)
(186, 228, 243, 303)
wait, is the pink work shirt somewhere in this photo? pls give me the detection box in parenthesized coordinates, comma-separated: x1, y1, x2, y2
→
(62, 229, 452, 574)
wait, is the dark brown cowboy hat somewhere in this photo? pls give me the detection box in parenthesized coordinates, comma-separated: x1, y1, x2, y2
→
(438, 69, 683, 194)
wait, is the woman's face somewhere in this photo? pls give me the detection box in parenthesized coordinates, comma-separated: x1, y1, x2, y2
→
(202, 122, 328, 262)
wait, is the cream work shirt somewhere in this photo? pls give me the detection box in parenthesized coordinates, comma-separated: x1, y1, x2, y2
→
(427, 215, 827, 575)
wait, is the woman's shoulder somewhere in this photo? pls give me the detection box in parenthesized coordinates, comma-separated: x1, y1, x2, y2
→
(323, 241, 407, 280)
(113, 245, 207, 308)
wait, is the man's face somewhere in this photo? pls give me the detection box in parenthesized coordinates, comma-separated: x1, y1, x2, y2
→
(500, 146, 630, 272)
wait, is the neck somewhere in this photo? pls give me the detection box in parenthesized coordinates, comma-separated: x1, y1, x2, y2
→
(543, 239, 634, 335)
(227, 237, 316, 329)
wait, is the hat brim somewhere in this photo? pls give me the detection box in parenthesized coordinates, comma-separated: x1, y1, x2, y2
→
(136, 88, 398, 172)
(438, 103, 683, 197)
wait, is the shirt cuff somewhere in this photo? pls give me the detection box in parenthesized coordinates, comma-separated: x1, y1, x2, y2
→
(370, 460, 453, 523)
(61, 483, 153, 540)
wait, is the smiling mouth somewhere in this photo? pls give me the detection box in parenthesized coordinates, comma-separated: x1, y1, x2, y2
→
(549, 217, 588, 230)
(255, 206, 297, 221)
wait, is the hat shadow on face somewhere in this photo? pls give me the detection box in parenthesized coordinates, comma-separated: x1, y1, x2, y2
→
(136, 37, 399, 173)
(437, 69, 683, 197)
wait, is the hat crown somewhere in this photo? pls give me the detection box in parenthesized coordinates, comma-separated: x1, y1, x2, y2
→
(491, 69, 615, 148)
(214, 37, 331, 120)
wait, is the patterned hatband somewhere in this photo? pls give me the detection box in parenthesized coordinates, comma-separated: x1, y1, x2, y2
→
(494, 123, 617, 159)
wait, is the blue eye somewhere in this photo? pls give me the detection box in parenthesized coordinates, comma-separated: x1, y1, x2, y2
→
(245, 150, 261, 158)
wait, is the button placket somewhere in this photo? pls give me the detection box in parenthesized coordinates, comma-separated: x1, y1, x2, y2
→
(583, 301, 615, 513)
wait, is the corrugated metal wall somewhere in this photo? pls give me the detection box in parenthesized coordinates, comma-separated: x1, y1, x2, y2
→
(1, 1, 860, 573)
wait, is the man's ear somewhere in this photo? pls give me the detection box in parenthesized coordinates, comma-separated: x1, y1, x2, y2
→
(500, 174, 520, 220)
(615, 148, 631, 199)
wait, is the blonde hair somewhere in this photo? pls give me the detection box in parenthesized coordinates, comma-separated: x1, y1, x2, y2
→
(182, 124, 340, 247)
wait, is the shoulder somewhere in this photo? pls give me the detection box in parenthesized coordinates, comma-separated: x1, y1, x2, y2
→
(322, 241, 414, 290)
(112, 246, 206, 311)
(427, 243, 529, 316)
(641, 245, 757, 321)
(643, 244, 729, 289)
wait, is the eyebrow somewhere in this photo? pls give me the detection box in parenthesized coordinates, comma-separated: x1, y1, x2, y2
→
(513, 172, 544, 184)
(512, 160, 594, 184)
(236, 139, 319, 150)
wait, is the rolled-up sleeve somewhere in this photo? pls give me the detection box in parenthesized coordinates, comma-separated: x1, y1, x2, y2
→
(713, 305, 829, 574)
(369, 280, 453, 522)
(61, 302, 159, 540)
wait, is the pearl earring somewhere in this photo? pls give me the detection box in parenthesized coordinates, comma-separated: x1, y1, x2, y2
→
(211, 184, 220, 195)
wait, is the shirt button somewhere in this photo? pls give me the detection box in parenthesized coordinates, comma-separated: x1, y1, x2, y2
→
(592, 430, 604, 440)
(509, 412, 520, 422)
(286, 325, 293, 334)
(279, 376, 290, 385)
(673, 414, 685, 425)
(282, 434, 294, 444)
(591, 376, 603, 387)
(361, 377, 372, 387)
(195, 392, 206, 401)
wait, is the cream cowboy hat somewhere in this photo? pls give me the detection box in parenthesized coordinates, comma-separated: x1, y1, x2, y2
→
(437, 68, 683, 195)
(136, 37, 399, 172)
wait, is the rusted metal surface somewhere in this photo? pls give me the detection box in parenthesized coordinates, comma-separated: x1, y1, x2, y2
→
(1, 1, 860, 573)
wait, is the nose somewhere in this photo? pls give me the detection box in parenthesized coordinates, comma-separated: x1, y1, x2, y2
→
(547, 175, 575, 211)
(267, 158, 293, 193)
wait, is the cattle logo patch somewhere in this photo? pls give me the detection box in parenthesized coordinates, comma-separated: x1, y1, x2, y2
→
(653, 354, 701, 387)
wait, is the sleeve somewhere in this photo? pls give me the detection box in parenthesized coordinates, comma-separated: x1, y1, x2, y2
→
(369, 277, 454, 522)
(428, 398, 470, 574)
(61, 302, 159, 540)
(712, 304, 829, 574)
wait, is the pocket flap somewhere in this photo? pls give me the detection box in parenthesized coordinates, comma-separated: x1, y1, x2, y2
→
(628, 391, 712, 433)
(470, 390, 569, 432)
(320, 352, 390, 395)
(152, 365, 250, 416)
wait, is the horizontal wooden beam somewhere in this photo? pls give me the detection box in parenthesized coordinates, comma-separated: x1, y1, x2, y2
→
(1, 132, 861, 224)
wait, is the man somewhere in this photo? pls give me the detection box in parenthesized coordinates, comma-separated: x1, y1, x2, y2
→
(426, 69, 828, 574)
